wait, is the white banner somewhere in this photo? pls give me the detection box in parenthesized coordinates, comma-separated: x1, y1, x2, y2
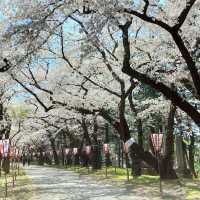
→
(3, 139, 10, 157)
(65, 148, 70, 155)
(124, 138, 135, 153)
(73, 148, 78, 155)
(57, 150, 60, 155)
(86, 146, 91, 155)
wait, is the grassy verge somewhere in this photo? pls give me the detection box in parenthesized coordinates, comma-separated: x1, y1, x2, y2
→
(0, 169, 32, 200)
(184, 178, 200, 200)
(46, 164, 200, 200)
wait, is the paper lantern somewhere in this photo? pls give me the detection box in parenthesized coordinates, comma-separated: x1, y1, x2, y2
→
(0, 140, 3, 156)
(150, 133, 163, 152)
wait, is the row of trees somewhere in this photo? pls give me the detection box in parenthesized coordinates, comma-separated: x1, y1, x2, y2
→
(0, 0, 199, 179)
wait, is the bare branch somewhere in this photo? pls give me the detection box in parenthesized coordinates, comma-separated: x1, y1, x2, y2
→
(11, 74, 54, 112)
(173, 0, 197, 30)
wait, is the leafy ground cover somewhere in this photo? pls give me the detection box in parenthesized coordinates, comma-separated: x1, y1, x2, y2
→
(0, 169, 32, 200)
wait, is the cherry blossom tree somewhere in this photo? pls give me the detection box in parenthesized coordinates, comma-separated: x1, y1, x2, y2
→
(1, 0, 200, 179)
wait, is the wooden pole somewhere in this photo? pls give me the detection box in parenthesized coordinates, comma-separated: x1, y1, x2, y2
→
(12, 173, 15, 188)
(18, 160, 20, 175)
(114, 156, 117, 175)
(87, 162, 90, 174)
(157, 153, 162, 194)
(5, 172, 7, 198)
(0, 159, 1, 177)
(11, 159, 15, 188)
(125, 153, 129, 181)
(115, 165, 117, 175)
(105, 164, 108, 178)
(14, 158, 17, 183)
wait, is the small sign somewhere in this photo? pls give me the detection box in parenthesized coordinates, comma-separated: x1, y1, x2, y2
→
(103, 144, 109, 155)
(64, 148, 69, 155)
(73, 148, 78, 155)
(124, 138, 135, 153)
(57, 150, 60, 155)
(86, 146, 91, 155)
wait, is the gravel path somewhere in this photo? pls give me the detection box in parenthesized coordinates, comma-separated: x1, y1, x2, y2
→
(24, 165, 147, 200)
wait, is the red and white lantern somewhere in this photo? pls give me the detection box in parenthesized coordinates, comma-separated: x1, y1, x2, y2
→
(150, 133, 163, 153)
(0, 140, 3, 157)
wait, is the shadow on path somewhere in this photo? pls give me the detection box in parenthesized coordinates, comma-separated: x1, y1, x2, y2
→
(25, 165, 185, 200)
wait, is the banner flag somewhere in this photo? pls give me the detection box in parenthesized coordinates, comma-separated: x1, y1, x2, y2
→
(124, 138, 135, 153)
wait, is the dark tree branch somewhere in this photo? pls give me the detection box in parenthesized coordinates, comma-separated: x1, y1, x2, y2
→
(59, 26, 121, 98)
(0, 58, 12, 72)
(122, 3, 200, 96)
(122, 8, 172, 31)
(28, 67, 53, 95)
(143, 0, 150, 15)
(69, 16, 125, 87)
(11, 74, 54, 112)
(173, 0, 197, 30)
(119, 19, 200, 127)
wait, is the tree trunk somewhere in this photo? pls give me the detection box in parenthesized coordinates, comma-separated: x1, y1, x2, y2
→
(176, 135, 189, 175)
(188, 133, 198, 178)
(128, 88, 143, 175)
(91, 116, 102, 170)
(160, 104, 177, 179)
(91, 143, 102, 170)
(50, 138, 59, 165)
(81, 116, 92, 167)
(105, 123, 111, 166)
(2, 157, 10, 174)
(101, 100, 177, 179)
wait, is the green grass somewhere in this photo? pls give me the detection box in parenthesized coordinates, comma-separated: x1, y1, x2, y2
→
(0, 168, 33, 200)
(183, 178, 200, 200)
